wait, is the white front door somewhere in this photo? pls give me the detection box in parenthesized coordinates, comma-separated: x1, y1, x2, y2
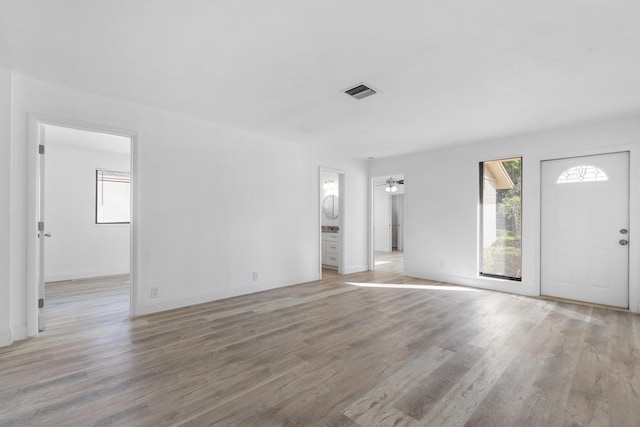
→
(541, 152, 629, 308)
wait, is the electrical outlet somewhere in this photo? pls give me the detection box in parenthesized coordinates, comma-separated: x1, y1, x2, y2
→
(150, 287, 159, 298)
(252, 272, 258, 281)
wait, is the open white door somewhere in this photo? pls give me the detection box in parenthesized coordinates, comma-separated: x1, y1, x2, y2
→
(392, 194, 404, 251)
(37, 142, 46, 331)
(28, 116, 138, 335)
(541, 152, 629, 308)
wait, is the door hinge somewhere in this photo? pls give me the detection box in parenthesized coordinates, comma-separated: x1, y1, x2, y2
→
(38, 298, 44, 309)
(39, 144, 45, 154)
(38, 221, 45, 231)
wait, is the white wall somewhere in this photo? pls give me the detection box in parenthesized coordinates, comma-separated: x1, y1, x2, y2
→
(44, 144, 130, 281)
(2, 69, 370, 345)
(0, 68, 12, 346)
(369, 115, 640, 313)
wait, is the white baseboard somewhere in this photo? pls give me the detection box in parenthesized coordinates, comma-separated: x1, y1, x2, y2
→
(45, 269, 129, 282)
(137, 279, 315, 316)
(342, 264, 369, 275)
(404, 268, 537, 297)
(0, 328, 13, 347)
(12, 325, 27, 340)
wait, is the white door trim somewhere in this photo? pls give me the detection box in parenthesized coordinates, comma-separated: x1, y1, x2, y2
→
(26, 113, 140, 337)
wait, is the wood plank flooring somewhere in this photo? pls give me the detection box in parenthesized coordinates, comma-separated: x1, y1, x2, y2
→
(1, 255, 639, 426)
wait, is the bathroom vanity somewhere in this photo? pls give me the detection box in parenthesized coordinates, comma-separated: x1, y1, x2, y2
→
(322, 231, 340, 270)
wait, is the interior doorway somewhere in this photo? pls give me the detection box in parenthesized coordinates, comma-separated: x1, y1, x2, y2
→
(541, 152, 629, 308)
(39, 124, 133, 331)
(392, 194, 404, 251)
(320, 168, 344, 278)
(371, 174, 405, 271)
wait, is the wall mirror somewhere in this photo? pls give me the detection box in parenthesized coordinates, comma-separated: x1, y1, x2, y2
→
(322, 195, 339, 219)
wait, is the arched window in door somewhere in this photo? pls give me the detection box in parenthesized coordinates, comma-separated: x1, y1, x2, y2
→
(556, 165, 608, 184)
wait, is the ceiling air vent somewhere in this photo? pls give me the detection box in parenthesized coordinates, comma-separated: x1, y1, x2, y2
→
(344, 84, 377, 100)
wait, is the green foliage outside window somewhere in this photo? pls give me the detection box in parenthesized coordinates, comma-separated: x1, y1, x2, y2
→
(481, 158, 522, 279)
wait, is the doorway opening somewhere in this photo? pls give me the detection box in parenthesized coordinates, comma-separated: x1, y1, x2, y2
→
(320, 168, 344, 279)
(371, 174, 405, 272)
(31, 120, 136, 335)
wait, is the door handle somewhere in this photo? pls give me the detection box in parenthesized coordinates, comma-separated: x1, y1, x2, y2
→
(619, 239, 629, 246)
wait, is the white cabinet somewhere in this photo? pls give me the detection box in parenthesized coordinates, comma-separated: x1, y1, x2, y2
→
(322, 232, 340, 270)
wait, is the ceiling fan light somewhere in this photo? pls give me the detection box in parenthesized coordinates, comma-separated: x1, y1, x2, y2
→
(390, 185, 398, 192)
(385, 186, 392, 193)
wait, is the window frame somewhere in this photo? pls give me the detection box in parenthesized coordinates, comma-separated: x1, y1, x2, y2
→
(95, 169, 131, 225)
(478, 157, 522, 282)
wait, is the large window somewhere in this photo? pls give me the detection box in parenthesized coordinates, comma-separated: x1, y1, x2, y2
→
(96, 169, 130, 224)
(479, 158, 521, 280)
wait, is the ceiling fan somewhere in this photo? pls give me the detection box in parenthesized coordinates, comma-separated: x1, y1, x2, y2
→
(376, 177, 404, 193)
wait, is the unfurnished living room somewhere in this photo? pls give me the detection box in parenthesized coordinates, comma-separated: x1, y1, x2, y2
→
(1, 1, 639, 426)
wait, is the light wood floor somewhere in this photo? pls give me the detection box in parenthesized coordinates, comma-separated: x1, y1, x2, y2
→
(1, 256, 639, 426)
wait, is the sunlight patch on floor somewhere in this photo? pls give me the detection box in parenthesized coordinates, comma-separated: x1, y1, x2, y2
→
(374, 260, 392, 266)
(347, 282, 479, 292)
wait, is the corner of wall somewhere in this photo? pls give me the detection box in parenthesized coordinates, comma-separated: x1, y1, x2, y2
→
(343, 264, 369, 275)
(0, 328, 13, 347)
(0, 66, 13, 347)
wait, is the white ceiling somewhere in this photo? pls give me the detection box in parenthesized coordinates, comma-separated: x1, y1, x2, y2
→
(44, 125, 131, 155)
(2, 1, 640, 159)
